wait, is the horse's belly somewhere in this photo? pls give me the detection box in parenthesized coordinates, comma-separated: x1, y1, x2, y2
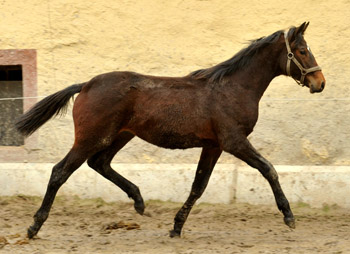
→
(143, 131, 216, 149)
(149, 133, 215, 149)
(124, 125, 217, 149)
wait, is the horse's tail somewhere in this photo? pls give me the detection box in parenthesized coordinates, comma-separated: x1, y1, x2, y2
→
(15, 83, 85, 137)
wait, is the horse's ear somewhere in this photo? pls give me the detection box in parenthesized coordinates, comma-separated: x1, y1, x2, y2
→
(291, 22, 309, 41)
(296, 22, 309, 35)
(301, 21, 309, 34)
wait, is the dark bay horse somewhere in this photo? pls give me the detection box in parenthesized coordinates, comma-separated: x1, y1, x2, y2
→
(16, 22, 325, 239)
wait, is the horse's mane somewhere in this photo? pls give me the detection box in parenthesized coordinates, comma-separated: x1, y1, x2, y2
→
(189, 28, 293, 83)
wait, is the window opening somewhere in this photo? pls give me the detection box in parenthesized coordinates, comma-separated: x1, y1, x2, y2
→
(0, 65, 24, 146)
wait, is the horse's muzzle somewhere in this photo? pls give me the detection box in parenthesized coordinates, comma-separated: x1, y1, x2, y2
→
(305, 70, 326, 94)
(309, 81, 325, 93)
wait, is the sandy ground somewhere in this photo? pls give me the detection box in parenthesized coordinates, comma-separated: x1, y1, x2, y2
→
(0, 195, 349, 254)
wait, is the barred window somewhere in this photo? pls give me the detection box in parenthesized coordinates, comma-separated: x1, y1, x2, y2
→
(0, 65, 24, 146)
(0, 50, 37, 151)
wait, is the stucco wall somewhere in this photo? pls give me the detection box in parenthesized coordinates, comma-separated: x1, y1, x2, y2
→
(0, 0, 349, 166)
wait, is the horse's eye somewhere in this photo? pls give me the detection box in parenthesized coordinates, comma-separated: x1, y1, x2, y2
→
(300, 50, 306, 55)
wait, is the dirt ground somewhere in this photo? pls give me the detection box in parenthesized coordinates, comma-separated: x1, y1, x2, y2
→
(0, 196, 349, 254)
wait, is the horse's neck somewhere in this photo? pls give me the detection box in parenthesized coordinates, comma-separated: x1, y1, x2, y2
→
(227, 45, 282, 102)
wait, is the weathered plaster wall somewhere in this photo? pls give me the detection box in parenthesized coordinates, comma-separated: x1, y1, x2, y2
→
(0, 0, 349, 166)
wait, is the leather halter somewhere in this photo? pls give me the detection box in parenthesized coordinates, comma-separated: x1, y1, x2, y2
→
(284, 29, 322, 86)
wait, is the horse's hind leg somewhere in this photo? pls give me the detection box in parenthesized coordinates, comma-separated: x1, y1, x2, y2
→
(87, 132, 145, 215)
(170, 147, 222, 237)
(27, 147, 87, 239)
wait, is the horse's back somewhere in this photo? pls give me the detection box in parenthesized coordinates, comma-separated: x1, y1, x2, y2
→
(72, 71, 219, 149)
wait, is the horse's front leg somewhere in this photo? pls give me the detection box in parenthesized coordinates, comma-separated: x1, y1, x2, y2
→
(222, 134, 295, 228)
(170, 147, 222, 237)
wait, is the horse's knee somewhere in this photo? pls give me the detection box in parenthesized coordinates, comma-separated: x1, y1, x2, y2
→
(268, 167, 279, 181)
(264, 165, 279, 181)
(255, 157, 278, 180)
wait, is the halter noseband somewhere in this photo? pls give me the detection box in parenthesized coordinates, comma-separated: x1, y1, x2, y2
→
(284, 29, 321, 86)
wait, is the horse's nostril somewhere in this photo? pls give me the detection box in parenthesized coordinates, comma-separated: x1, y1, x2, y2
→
(321, 81, 325, 90)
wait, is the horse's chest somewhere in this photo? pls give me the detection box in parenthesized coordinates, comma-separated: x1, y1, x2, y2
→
(241, 111, 259, 135)
(220, 102, 259, 136)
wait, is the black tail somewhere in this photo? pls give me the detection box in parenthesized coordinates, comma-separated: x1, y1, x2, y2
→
(15, 83, 84, 137)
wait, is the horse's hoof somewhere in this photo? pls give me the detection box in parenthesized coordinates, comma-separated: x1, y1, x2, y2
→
(27, 226, 37, 239)
(169, 229, 181, 238)
(284, 217, 295, 229)
(134, 199, 145, 215)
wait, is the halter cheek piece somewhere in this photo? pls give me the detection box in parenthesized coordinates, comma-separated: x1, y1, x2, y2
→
(284, 30, 322, 86)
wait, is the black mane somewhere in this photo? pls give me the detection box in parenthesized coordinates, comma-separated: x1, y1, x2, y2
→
(189, 29, 286, 83)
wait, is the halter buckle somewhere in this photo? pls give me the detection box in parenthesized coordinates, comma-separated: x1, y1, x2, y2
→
(287, 52, 294, 60)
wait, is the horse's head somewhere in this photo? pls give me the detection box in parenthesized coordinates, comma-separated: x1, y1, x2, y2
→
(282, 22, 325, 93)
